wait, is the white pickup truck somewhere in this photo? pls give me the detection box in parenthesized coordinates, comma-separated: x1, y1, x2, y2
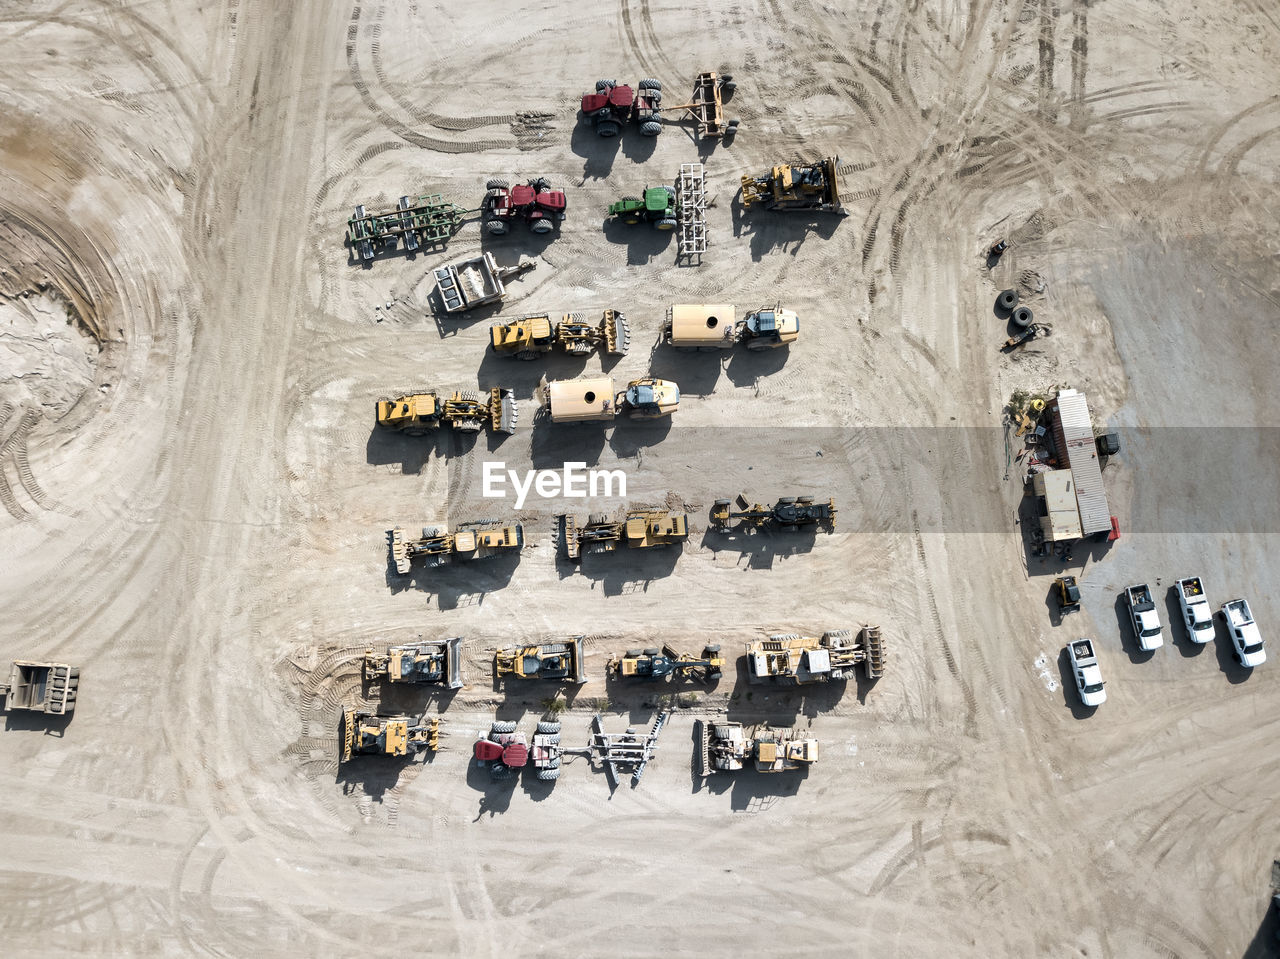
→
(1221, 598, 1266, 668)
(1125, 583, 1164, 651)
(1066, 639, 1106, 707)
(1174, 576, 1214, 644)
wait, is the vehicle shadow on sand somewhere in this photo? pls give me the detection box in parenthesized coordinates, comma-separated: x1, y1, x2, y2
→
(729, 193, 842, 262)
(553, 543, 682, 597)
(699, 527, 820, 570)
(3, 711, 72, 735)
(385, 549, 522, 610)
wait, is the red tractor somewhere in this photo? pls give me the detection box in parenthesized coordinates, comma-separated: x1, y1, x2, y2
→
(482, 177, 566, 236)
(473, 719, 570, 782)
(579, 79, 663, 138)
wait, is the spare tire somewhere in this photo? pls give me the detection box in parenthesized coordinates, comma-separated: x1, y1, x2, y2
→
(998, 289, 1019, 312)
(1012, 306, 1034, 328)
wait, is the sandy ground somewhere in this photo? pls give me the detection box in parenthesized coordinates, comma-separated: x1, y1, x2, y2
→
(1, 1, 1278, 956)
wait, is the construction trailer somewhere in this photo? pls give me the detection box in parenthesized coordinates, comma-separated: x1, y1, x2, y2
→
(561, 508, 689, 559)
(434, 253, 535, 314)
(347, 194, 471, 260)
(745, 627, 886, 684)
(388, 521, 525, 574)
(740, 157, 846, 215)
(341, 708, 442, 761)
(490, 310, 630, 360)
(363, 638, 464, 690)
(376, 387, 518, 435)
(0, 661, 79, 716)
(710, 494, 837, 532)
(696, 721, 819, 776)
(607, 644, 724, 683)
(494, 637, 588, 684)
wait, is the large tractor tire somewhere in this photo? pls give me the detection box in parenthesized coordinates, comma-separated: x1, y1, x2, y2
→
(596, 79, 615, 92)
(491, 720, 518, 735)
(643, 647, 661, 657)
(625, 649, 643, 658)
(530, 218, 555, 234)
(1012, 306, 1034, 328)
(639, 78, 661, 91)
(640, 120, 662, 137)
(595, 119, 620, 138)
(656, 217, 677, 231)
(485, 178, 509, 191)
(536, 721, 561, 735)
(537, 767, 561, 781)
(998, 289, 1019, 311)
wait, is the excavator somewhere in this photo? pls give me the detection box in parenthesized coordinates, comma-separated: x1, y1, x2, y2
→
(376, 387, 518, 435)
(710, 494, 837, 532)
(606, 644, 724, 683)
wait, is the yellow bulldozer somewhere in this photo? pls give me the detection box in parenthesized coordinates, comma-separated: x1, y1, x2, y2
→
(376, 387, 518, 435)
(341, 707, 442, 761)
(561, 507, 689, 559)
(363, 637, 464, 689)
(388, 521, 525, 574)
(745, 626, 885, 685)
(696, 720, 818, 776)
(490, 310, 630, 360)
(494, 637, 587, 684)
(740, 156, 847, 216)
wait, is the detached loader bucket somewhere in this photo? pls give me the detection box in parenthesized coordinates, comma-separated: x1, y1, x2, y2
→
(604, 309, 631, 356)
(443, 637, 464, 689)
(389, 528, 411, 575)
(341, 707, 356, 762)
(568, 635, 588, 684)
(561, 514, 581, 560)
(491, 387, 519, 434)
(695, 720, 712, 777)
(861, 625, 885, 679)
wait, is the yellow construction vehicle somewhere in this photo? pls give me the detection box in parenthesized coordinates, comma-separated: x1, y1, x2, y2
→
(696, 721, 818, 776)
(341, 708, 442, 761)
(490, 310, 631, 360)
(745, 627, 885, 685)
(740, 156, 846, 215)
(537, 374, 680, 422)
(388, 521, 525, 574)
(561, 508, 689, 559)
(376, 387, 518, 435)
(494, 637, 587, 684)
(607, 644, 723, 683)
(663, 304, 800, 351)
(710, 494, 837, 532)
(363, 638, 464, 689)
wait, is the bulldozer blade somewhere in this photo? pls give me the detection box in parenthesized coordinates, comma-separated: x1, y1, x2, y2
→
(605, 309, 631, 356)
(389, 528, 412, 575)
(861, 624, 885, 679)
(695, 719, 712, 777)
(443, 636, 464, 689)
(568, 635, 588, 684)
(491, 387, 518, 434)
(561, 514, 581, 560)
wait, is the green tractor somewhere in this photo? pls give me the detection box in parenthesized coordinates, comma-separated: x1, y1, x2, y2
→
(608, 187, 678, 231)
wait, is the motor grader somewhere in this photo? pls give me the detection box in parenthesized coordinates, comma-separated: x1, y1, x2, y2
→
(740, 156, 846, 215)
(663, 303, 800, 351)
(607, 644, 723, 683)
(561, 508, 689, 559)
(376, 387, 518, 435)
(746, 626, 885, 685)
(696, 720, 818, 776)
(494, 637, 587, 684)
(536, 374, 681, 423)
(341, 707, 442, 761)
(490, 310, 630, 360)
(363, 637, 464, 689)
(710, 494, 837, 532)
(388, 521, 525, 574)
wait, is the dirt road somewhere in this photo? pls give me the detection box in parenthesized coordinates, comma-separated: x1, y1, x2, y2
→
(1, 1, 1278, 956)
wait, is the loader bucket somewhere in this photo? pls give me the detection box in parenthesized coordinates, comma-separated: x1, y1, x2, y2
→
(695, 720, 712, 777)
(389, 528, 412, 575)
(491, 387, 519, 434)
(605, 309, 631, 356)
(562, 514, 581, 560)
(443, 636, 464, 689)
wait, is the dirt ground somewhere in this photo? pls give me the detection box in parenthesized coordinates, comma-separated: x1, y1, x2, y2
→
(1, 1, 1278, 956)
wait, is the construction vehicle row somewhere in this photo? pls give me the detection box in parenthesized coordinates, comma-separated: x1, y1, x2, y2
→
(494, 637, 588, 684)
(363, 638, 464, 690)
(746, 627, 885, 684)
(697, 720, 818, 776)
(536, 373, 680, 422)
(341, 707, 443, 761)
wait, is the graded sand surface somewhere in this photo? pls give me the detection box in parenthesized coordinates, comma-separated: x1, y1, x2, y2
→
(1, 2, 1278, 956)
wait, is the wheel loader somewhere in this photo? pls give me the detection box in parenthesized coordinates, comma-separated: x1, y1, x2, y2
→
(740, 156, 846, 215)
(341, 707, 442, 761)
(536, 374, 680, 423)
(709, 494, 837, 532)
(363, 637, 464, 689)
(663, 304, 800, 351)
(494, 636, 587, 684)
(607, 644, 723, 683)
(696, 720, 818, 776)
(490, 310, 630, 360)
(388, 521, 525, 574)
(561, 508, 689, 559)
(376, 387, 518, 435)
(745, 626, 885, 685)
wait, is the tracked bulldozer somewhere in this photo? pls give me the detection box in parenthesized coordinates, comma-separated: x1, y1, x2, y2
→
(490, 310, 630, 360)
(746, 627, 885, 685)
(494, 637, 587, 684)
(376, 387, 518, 435)
(740, 156, 846, 215)
(696, 721, 818, 775)
(388, 521, 525, 574)
(363, 638, 464, 689)
(710, 494, 837, 532)
(607, 644, 723, 683)
(341, 708, 442, 761)
(561, 508, 689, 559)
